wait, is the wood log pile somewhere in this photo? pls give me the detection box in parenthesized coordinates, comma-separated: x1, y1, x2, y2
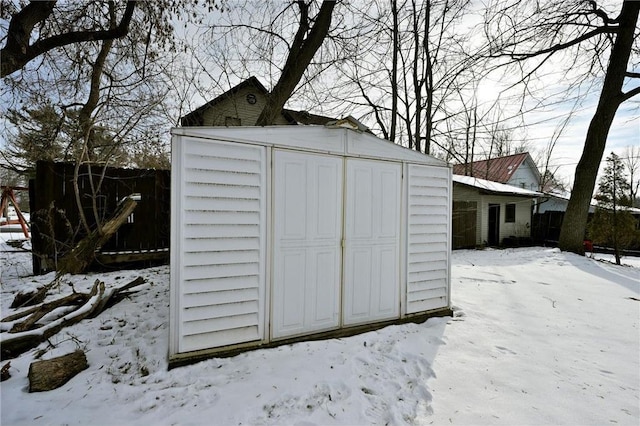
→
(1, 276, 146, 390)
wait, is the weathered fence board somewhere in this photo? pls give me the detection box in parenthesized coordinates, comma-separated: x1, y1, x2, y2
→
(30, 161, 170, 274)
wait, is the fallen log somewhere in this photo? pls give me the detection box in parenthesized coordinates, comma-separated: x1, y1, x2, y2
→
(28, 350, 88, 392)
(1, 281, 103, 361)
(88, 276, 146, 318)
(56, 197, 137, 275)
(10, 283, 53, 309)
(9, 292, 88, 333)
(10, 272, 65, 309)
(1, 276, 146, 360)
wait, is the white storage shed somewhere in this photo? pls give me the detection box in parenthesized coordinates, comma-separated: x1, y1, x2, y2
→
(169, 125, 452, 365)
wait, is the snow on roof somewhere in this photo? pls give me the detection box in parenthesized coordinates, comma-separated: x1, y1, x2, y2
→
(453, 174, 541, 197)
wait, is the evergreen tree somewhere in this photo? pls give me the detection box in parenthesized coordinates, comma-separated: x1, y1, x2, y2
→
(589, 152, 638, 265)
(4, 103, 70, 174)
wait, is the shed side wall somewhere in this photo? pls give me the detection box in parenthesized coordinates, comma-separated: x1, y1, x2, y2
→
(172, 137, 267, 353)
(406, 165, 451, 313)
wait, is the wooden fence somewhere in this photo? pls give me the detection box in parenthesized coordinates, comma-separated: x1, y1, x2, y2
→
(30, 161, 170, 274)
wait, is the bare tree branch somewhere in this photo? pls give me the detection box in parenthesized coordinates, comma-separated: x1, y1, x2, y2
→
(1, 1, 136, 77)
(620, 86, 640, 103)
(491, 26, 616, 61)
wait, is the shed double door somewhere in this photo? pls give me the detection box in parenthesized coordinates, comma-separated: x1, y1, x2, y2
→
(272, 151, 402, 339)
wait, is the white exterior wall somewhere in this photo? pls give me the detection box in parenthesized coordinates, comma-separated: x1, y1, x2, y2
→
(170, 137, 267, 355)
(406, 165, 451, 313)
(170, 127, 451, 360)
(507, 157, 540, 192)
(453, 184, 534, 246)
(476, 195, 533, 245)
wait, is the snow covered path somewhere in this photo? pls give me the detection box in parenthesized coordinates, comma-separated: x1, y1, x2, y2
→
(1, 245, 638, 425)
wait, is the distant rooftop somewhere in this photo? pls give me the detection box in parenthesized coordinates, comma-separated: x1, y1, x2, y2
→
(452, 153, 530, 183)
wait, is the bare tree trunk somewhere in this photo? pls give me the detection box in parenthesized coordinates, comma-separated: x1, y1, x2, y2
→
(558, 2, 640, 255)
(390, 0, 399, 143)
(71, 10, 117, 239)
(623, 146, 640, 206)
(255, 1, 335, 126)
(423, 0, 433, 155)
(411, 0, 422, 153)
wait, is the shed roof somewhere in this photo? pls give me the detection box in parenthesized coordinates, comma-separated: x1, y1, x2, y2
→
(453, 175, 541, 197)
(452, 153, 532, 183)
(172, 125, 448, 167)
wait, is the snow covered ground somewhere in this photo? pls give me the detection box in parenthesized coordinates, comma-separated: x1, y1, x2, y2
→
(1, 235, 638, 425)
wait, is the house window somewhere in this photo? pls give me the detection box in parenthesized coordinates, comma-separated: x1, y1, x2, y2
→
(225, 116, 241, 126)
(505, 203, 516, 223)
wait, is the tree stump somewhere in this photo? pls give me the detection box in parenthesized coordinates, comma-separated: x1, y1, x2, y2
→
(28, 350, 88, 392)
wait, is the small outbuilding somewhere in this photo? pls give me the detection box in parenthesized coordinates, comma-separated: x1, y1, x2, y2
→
(169, 124, 452, 365)
(452, 175, 541, 248)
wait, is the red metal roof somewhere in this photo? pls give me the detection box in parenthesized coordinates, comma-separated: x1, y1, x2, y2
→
(452, 153, 530, 183)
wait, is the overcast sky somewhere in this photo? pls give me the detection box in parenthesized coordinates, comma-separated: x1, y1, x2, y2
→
(1, 0, 637, 191)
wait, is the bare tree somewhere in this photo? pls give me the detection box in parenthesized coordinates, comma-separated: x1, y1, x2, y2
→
(484, 0, 640, 254)
(2, 0, 218, 273)
(0, 1, 135, 77)
(623, 145, 640, 207)
(255, 1, 336, 126)
(324, 0, 487, 156)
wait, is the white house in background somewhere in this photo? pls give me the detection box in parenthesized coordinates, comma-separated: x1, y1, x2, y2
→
(452, 175, 541, 249)
(452, 153, 543, 248)
(169, 124, 452, 365)
(452, 152, 541, 192)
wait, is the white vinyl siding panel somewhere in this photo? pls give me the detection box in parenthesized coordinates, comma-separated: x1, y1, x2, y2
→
(406, 165, 450, 314)
(343, 159, 402, 325)
(174, 138, 266, 353)
(272, 151, 342, 339)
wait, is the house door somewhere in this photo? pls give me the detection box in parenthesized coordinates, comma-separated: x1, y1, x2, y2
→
(343, 159, 402, 326)
(488, 204, 500, 246)
(272, 150, 343, 339)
